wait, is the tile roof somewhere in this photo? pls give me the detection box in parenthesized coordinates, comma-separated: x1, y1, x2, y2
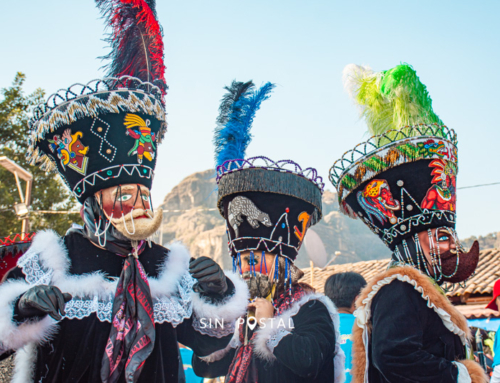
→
(454, 304, 500, 319)
(300, 248, 500, 298)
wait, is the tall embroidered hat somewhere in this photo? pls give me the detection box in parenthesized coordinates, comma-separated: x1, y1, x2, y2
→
(329, 64, 480, 284)
(330, 64, 458, 250)
(214, 81, 324, 262)
(26, 0, 167, 203)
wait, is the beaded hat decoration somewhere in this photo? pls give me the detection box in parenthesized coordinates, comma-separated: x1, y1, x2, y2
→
(213, 81, 324, 262)
(26, 0, 167, 203)
(330, 64, 459, 251)
(217, 156, 324, 261)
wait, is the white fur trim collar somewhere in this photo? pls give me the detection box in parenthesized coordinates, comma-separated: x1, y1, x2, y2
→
(252, 292, 346, 383)
(191, 271, 249, 338)
(17, 230, 194, 325)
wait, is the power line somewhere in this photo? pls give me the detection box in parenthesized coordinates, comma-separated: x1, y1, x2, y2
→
(458, 181, 500, 190)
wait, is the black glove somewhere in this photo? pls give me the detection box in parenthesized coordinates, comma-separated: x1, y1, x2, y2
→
(16, 285, 72, 321)
(189, 257, 228, 296)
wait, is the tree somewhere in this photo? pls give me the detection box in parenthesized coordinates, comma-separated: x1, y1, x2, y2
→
(0, 73, 81, 237)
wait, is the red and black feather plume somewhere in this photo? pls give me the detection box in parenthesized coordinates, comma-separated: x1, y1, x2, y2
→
(96, 0, 167, 97)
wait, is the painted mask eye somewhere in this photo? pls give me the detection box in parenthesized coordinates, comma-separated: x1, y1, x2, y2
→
(248, 258, 258, 266)
(141, 194, 149, 202)
(438, 234, 449, 242)
(117, 194, 132, 202)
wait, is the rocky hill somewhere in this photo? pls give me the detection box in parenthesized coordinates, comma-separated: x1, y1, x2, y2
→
(158, 169, 391, 270)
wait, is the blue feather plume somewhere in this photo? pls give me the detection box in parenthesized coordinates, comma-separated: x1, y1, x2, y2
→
(214, 81, 275, 167)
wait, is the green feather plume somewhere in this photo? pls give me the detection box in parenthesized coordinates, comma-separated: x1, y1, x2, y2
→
(343, 63, 444, 144)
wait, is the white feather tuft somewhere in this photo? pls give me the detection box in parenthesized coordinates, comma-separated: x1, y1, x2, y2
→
(342, 64, 373, 101)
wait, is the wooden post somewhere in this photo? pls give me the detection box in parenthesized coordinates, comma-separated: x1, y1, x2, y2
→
(310, 260, 314, 287)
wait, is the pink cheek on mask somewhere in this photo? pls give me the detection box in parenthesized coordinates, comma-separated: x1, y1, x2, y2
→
(102, 199, 150, 217)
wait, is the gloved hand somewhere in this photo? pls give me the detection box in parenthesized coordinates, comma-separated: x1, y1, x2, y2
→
(16, 285, 72, 321)
(189, 257, 228, 296)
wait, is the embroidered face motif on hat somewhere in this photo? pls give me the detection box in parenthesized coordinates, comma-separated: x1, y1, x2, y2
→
(27, 78, 167, 203)
(357, 179, 400, 225)
(48, 129, 90, 175)
(124, 114, 156, 164)
(332, 126, 459, 250)
(332, 63, 478, 283)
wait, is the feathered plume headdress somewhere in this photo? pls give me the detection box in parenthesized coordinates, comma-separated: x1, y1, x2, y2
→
(342, 63, 443, 141)
(214, 80, 275, 167)
(95, 0, 167, 98)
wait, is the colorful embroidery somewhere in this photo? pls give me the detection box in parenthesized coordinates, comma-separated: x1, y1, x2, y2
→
(357, 179, 400, 225)
(294, 211, 311, 241)
(228, 196, 272, 237)
(124, 113, 156, 164)
(421, 159, 457, 211)
(417, 139, 446, 158)
(48, 129, 89, 175)
(329, 125, 458, 203)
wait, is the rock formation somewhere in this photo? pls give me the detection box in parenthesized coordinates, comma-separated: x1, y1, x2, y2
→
(158, 169, 391, 270)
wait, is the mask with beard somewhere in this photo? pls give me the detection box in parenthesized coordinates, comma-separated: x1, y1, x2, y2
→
(393, 232, 480, 284)
(79, 196, 162, 254)
(240, 256, 305, 298)
(440, 240, 480, 283)
(243, 271, 274, 299)
(108, 207, 163, 241)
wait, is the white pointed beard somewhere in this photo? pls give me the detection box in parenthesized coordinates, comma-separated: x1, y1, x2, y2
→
(110, 208, 163, 241)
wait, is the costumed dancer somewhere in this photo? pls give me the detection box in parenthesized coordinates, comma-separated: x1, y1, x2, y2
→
(193, 80, 345, 383)
(0, 2, 248, 382)
(329, 63, 487, 382)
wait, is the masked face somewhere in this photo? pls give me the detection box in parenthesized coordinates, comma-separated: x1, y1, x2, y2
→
(239, 251, 276, 299)
(96, 184, 163, 241)
(417, 228, 479, 283)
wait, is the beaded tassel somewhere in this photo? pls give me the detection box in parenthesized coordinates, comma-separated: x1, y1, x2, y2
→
(274, 255, 279, 283)
(284, 257, 288, 291)
(262, 251, 267, 274)
(237, 252, 242, 274)
(233, 256, 237, 274)
(250, 251, 255, 276)
(287, 259, 292, 294)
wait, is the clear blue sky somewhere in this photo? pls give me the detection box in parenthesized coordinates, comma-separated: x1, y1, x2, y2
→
(2, 1, 499, 238)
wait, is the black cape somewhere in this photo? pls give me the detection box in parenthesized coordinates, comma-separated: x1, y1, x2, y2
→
(193, 294, 340, 383)
(368, 280, 464, 382)
(3, 231, 238, 383)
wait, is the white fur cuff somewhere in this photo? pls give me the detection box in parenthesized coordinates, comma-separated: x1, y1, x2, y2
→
(453, 362, 472, 383)
(191, 271, 249, 337)
(253, 315, 294, 362)
(0, 280, 58, 351)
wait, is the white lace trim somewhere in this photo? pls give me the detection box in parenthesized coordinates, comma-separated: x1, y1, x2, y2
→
(17, 234, 194, 326)
(354, 271, 468, 383)
(267, 325, 293, 351)
(17, 231, 248, 335)
(61, 272, 194, 326)
(192, 314, 235, 338)
(252, 293, 346, 383)
(17, 253, 53, 286)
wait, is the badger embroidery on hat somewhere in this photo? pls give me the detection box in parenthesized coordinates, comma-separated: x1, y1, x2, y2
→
(213, 80, 323, 261)
(228, 196, 272, 237)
